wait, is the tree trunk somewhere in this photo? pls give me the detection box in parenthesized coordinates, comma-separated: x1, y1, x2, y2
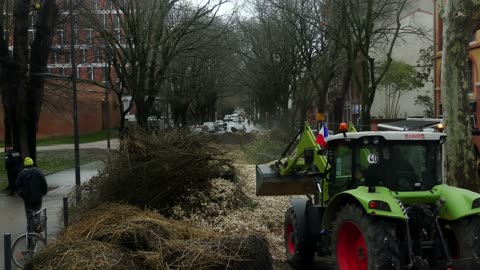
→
(26, 0, 58, 163)
(333, 67, 353, 128)
(13, 0, 30, 158)
(441, 0, 479, 189)
(134, 96, 148, 127)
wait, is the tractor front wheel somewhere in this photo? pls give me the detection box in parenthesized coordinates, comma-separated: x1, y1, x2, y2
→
(332, 204, 400, 270)
(284, 207, 314, 268)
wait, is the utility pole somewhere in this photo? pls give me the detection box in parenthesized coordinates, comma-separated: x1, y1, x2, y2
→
(70, 0, 81, 193)
(104, 40, 111, 153)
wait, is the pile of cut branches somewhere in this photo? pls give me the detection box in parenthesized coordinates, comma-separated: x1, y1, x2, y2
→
(26, 204, 272, 270)
(71, 129, 237, 218)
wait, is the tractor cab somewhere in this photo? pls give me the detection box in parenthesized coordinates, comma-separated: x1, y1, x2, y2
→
(326, 132, 446, 194)
(256, 122, 480, 270)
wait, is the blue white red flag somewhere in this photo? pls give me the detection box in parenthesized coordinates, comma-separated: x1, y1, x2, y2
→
(316, 124, 329, 148)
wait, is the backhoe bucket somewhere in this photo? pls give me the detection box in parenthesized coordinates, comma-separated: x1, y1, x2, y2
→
(256, 165, 316, 196)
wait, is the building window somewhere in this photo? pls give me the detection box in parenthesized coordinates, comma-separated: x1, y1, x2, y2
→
(74, 29, 79, 44)
(468, 59, 474, 93)
(82, 49, 87, 63)
(114, 28, 121, 41)
(56, 30, 64, 47)
(114, 15, 120, 28)
(88, 67, 94, 80)
(86, 29, 93, 45)
(49, 50, 57, 64)
(101, 14, 106, 28)
(94, 48, 101, 63)
(101, 67, 107, 82)
(106, 0, 113, 10)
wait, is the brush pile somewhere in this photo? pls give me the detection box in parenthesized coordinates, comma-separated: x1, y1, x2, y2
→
(25, 204, 272, 270)
(71, 129, 237, 218)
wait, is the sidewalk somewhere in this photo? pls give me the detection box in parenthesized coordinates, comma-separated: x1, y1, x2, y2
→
(37, 139, 120, 151)
(0, 160, 105, 267)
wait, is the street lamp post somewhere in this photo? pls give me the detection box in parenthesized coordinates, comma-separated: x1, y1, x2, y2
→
(104, 40, 111, 152)
(70, 0, 81, 193)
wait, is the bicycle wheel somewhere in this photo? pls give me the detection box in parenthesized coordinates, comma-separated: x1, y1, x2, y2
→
(11, 233, 46, 268)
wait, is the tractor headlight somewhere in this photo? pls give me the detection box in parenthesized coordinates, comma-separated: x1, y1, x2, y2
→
(472, 198, 480, 209)
(368, 200, 391, 211)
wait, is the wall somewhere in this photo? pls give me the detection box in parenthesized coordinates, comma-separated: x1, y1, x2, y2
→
(0, 82, 120, 140)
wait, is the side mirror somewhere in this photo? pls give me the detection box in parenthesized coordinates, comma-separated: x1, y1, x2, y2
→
(304, 148, 314, 166)
(365, 176, 377, 188)
(364, 165, 379, 192)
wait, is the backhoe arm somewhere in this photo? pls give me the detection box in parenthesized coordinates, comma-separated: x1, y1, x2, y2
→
(277, 123, 328, 177)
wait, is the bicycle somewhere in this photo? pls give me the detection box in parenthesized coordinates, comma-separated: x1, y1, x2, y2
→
(11, 208, 48, 268)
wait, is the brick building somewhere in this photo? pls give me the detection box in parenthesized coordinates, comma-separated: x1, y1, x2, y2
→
(4, 0, 124, 139)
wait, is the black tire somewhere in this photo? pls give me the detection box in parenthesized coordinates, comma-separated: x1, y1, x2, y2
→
(331, 204, 400, 270)
(451, 215, 480, 264)
(284, 207, 314, 268)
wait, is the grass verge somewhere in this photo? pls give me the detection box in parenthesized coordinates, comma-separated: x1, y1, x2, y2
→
(37, 130, 119, 146)
(0, 148, 107, 190)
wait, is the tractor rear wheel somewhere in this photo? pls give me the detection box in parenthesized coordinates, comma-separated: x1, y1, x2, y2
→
(332, 204, 400, 270)
(284, 207, 314, 268)
(451, 215, 480, 261)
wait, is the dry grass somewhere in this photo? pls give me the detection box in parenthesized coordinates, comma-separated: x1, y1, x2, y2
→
(24, 240, 142, 270)
(28, 204, 273, 270)
(62, 204, 215, 250)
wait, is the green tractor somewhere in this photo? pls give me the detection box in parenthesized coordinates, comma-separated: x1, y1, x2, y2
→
(256, 123, 480, 270)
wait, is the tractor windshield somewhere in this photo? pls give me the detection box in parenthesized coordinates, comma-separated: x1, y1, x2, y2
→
(356, 141, 443, 191)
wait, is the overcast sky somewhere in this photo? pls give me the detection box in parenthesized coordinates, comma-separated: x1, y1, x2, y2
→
(189, 0, 250, 17)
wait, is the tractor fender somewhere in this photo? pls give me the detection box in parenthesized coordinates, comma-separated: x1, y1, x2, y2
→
(322, 187, 406, 229)
(289, 198, 309, 230)
(433, 184, 480, 221)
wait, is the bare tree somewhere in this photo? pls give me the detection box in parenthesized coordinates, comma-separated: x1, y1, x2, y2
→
(166, 25, 238, 126)
(298, 0, 417, 129)
(0, 0, 58, 162)
(268, 0, 340, 126)
(82, 0, 229, 130)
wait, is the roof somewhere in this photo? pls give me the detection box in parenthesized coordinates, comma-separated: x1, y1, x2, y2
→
(377, 118, 442, 131)
(328, 131, 446, 142)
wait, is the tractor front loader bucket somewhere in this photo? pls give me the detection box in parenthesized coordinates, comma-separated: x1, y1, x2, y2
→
(256, 165, 316, 196)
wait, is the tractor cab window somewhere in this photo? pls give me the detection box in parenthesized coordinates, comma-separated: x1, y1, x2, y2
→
(330, 143, 353, 193)
(358, 141, 442, 191)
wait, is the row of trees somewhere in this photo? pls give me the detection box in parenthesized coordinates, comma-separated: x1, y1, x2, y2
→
(80, 0, 238, 130)
(61, 0, 427, 133)
(1, 0, 478, 189)
(235, 0, 428, 129)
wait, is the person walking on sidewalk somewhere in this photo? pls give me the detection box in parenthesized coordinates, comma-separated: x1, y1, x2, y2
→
(16, 157, 48, 218)
(5, 145, 22, 196)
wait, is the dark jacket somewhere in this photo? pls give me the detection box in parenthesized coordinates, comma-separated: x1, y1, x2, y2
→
(5, 151, 22, 173)
(16, 167, 48, 203)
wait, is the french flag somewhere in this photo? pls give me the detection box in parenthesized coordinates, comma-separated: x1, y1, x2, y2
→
(316, 124, 329, 148)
